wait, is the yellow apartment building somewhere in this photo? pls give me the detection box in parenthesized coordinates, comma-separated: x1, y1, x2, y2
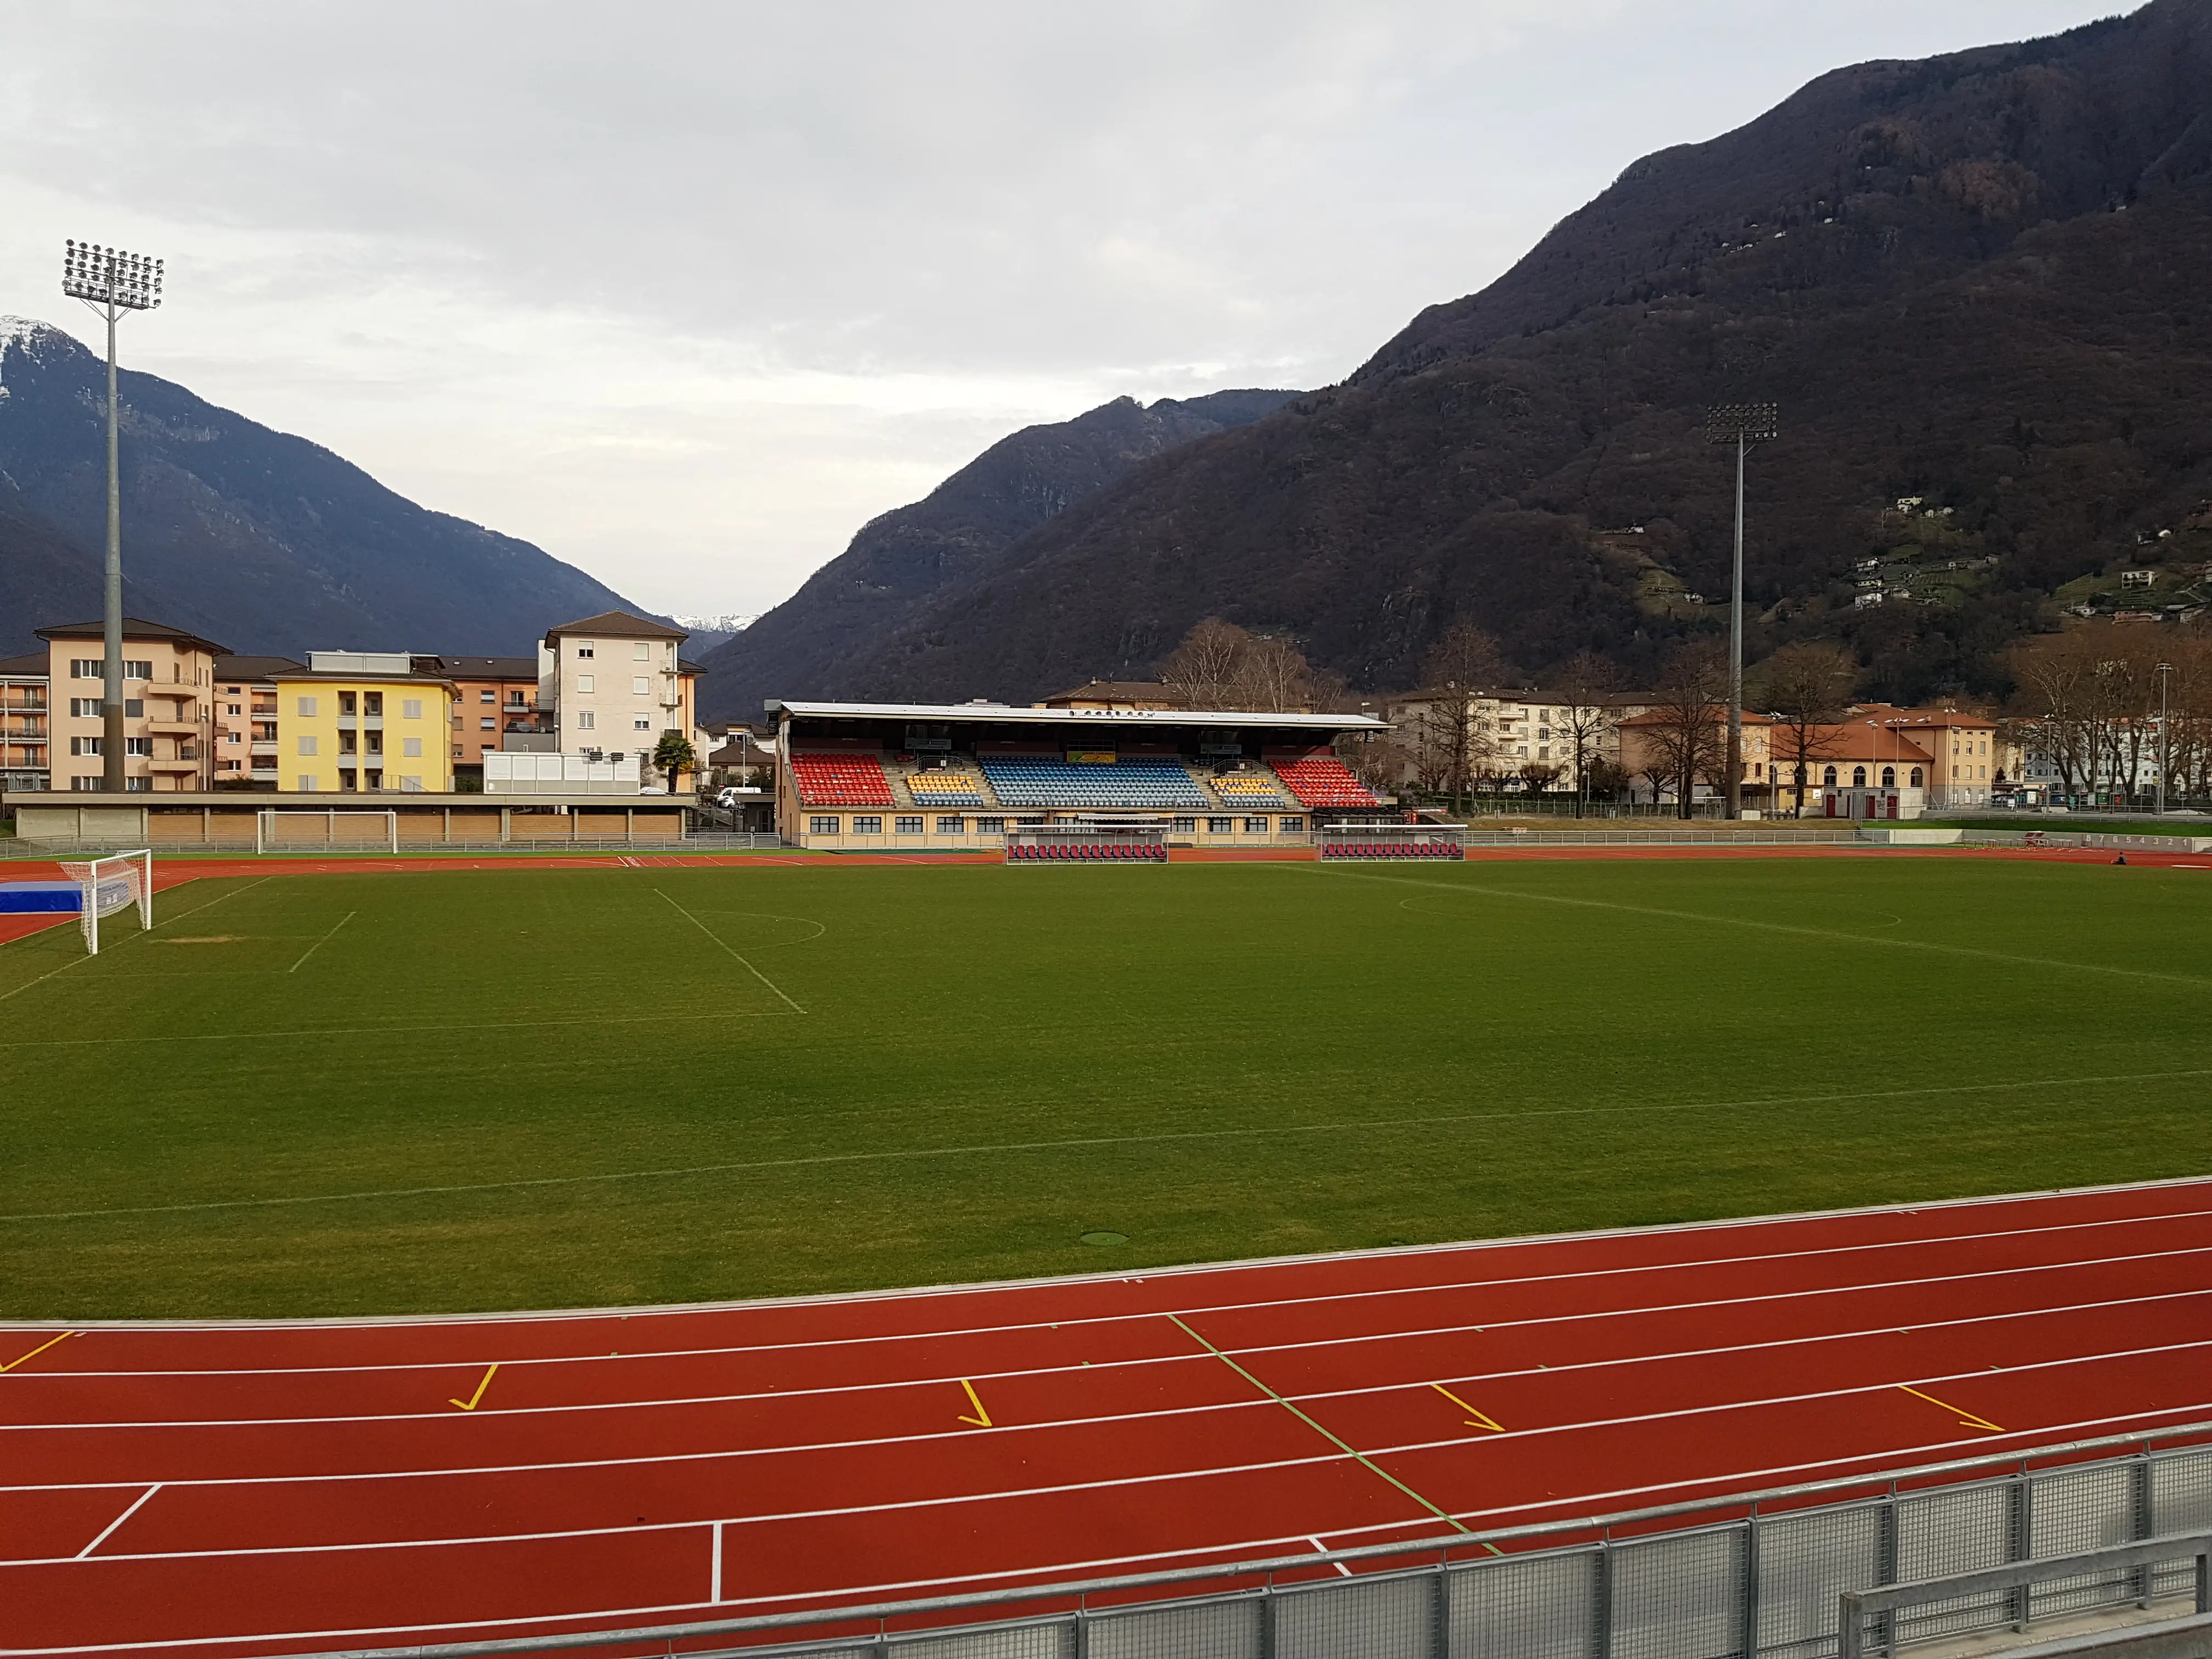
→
(275, 652, 456, 794)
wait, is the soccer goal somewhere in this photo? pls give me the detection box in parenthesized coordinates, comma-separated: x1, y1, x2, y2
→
(56, 849, 153, 955)
(1316, 822, 1466, 861)
(255, 808, 400, 855)
(1005, 822, 1169, 864)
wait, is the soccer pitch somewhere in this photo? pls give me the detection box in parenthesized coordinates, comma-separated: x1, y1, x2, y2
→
(3, 856, 2209, 1319)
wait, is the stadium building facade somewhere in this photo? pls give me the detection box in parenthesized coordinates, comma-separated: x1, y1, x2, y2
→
(770, 699, 1394, 851)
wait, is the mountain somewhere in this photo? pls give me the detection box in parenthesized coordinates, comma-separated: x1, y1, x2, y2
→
(785, 0, 2212, 707)
(695, 389, 1296, 721)
(0, 317, 641, 658)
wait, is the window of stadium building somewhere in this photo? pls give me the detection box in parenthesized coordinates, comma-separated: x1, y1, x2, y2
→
(1282, 816, 1305, 832)
(936, 816, 964, 833)
(854, 816, 883, 833)
(1173, 816, 1196, 832)
(809, 816, 838, 834)
(1207, 817, 1232, 833)
(978, 816, 1005, 832)
(895, 816, 923, 834)
(1244, 817, 1268, 834)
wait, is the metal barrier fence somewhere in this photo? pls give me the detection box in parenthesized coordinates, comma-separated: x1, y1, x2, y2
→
(2, 833, 789, 858)
(281, 1427, 2212, 1659)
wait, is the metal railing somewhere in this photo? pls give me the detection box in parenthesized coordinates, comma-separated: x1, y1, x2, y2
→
(1839, 1532, 2212, 1657)
(2, 832, 791, 858)
(270, 1425, 2212, 1659)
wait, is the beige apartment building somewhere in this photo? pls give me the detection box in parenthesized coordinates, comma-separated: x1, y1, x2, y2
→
(1616, 709, 1776, 806)
(0, 652, 49, 792)
(211, 655, 305, 788)
(1848, 703, 2006, 806)
(33, 618, 228, 792)
(1384, 686, 1656, 791)
(538, 612, 704, 779)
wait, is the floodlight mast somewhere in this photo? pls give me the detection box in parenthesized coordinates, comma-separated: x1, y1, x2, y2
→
(61, 241, 163, 792)
(1705, 404, 1778, 820)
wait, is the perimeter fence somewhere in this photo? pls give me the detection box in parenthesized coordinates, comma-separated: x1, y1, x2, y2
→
(2, 832, 789, 859)
(284, 1427, 2212, 1659)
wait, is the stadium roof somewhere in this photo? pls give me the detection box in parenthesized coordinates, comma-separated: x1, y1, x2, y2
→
(772, 699, 1387, 730)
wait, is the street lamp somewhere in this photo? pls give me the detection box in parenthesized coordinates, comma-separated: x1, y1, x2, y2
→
(1706, 403, 1779, 819)
(2156, 661, 2174, 815)
(61, 240, 164, 792)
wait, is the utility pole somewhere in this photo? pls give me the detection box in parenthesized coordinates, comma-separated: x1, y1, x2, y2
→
(1706, 404, 1779, 819)
(61, 241, 164, 793)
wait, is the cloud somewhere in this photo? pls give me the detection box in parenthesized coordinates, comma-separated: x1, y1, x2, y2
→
(0, 0, 2123, 618)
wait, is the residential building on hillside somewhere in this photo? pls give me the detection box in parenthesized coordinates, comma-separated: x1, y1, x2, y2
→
(34, 618, 229, 792)
(538, 611, 705, 785)
(275, 653, 458, 794)
(211, 655, 306, 789)
(0, 653, 49, 792)
(1616, 708, 1775, 807)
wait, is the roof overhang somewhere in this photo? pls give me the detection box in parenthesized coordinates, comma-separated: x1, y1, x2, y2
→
(772, 699, 1389, 732)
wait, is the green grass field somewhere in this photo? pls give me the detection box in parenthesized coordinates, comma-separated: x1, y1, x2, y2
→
(4, 855, 2210, 1319)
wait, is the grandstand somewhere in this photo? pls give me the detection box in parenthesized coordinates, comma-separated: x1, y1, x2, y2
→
(770, 699, 1391, 850)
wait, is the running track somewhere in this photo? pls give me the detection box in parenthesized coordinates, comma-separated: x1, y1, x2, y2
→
(3, 1180, 2209, 1657)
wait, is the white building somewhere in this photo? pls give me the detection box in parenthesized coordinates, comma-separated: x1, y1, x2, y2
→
(537, 611, 702, 782)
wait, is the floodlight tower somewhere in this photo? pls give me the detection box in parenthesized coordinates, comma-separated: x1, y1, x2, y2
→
(61, 241, 164, 792)
(1706, 403, 1779, 819)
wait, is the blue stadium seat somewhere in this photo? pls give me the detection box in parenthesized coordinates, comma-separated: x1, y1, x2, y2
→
(979, 756, 1210, 809)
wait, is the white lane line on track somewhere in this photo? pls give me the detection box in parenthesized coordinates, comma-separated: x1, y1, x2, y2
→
(10, 1212, 2209, 1384)
(4, 1285, 2206, 1492)
(9, 1172, 2207, 1334)
(71, 1484, 160, 1559)
(5, 1255, 2210, 1447)
(8, 1362, 2210, 1574)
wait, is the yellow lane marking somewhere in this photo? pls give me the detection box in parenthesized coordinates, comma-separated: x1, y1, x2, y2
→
(1430, 1383, 1505, 1433)
(448, 1363, 500, 1412)
(0, 1331, 79, 1373)
(1898, 1382, 2004, 1434)
(1168, 1313, 1502, 1554)
(956, 1378, 993, 1427)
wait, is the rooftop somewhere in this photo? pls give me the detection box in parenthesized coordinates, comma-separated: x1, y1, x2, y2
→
(34, 617, 231, 656)
(772, 699, 1388, 731)
(544, 610, 688, 641)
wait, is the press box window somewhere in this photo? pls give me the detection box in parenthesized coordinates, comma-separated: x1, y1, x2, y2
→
(809, 816, 840, 834)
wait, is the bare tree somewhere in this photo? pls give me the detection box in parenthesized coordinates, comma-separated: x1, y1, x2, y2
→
(1161, 618, 1250, 710)
(1237, 636, 1316, 713)
(1548, 650, 1620, 819)
(1424, 618, 1507, 692)
(1754, 643, 1857, 817)
(1400, 619, 1509, 808)
(1641, 642, 1728, 819)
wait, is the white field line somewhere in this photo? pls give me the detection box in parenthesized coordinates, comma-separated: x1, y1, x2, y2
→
(0, 877, 274, 1003)
(6, 1345, 2210, 1573)
(1330, 865, 2212, 989)
(3, 1282, 2205, 1488)
(0, 1007, 783, 1055)
(6, 1065, 2210, 1227)
(284, 911, 354, 974)
(654, 888, 807, 1013)
(8, 1204, 2209, 1382)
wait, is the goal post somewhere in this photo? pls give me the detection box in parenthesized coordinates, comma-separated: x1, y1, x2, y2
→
(1005, 822, 1169, 865)
(55, 849, 153, 955)
(255, 808, 400, 855)
(1316, 822, 1466, 862)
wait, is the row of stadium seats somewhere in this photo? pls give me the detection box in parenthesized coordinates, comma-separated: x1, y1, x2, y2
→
(1273, 754, 1381, 807)
(1008, 839, 1167, 863)
(979, 755, 1210, 809)
(1209, 772, 1291, 807)
(904, 772, 987, 806)
(1320, 838, 1464, 860)
(790, 753, 896, 807)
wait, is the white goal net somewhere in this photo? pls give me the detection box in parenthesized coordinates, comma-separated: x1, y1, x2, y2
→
(56, 849, 153, 955)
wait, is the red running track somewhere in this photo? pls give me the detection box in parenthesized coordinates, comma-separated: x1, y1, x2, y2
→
(3, 1180, 2210, 1656)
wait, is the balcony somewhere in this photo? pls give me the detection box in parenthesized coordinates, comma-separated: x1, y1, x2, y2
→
(251, 704, 278, 717)
(148, 758, 202, 772)
(147, 718, 203, 735)
(2, 719, 47, 740)
(251, 740, 279, 757)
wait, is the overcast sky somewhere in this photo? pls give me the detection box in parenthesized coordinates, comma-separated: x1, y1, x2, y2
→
(0, 1, 2125, 620)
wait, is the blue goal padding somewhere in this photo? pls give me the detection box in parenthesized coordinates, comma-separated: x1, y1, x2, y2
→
(0, 881, 82, 914)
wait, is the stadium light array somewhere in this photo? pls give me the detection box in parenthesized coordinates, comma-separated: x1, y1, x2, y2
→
(63, 239, 166, 791)
(1705, 404, 1779, 820)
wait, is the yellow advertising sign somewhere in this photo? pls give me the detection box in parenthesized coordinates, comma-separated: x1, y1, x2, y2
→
(1066, 749, 1117, 765)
